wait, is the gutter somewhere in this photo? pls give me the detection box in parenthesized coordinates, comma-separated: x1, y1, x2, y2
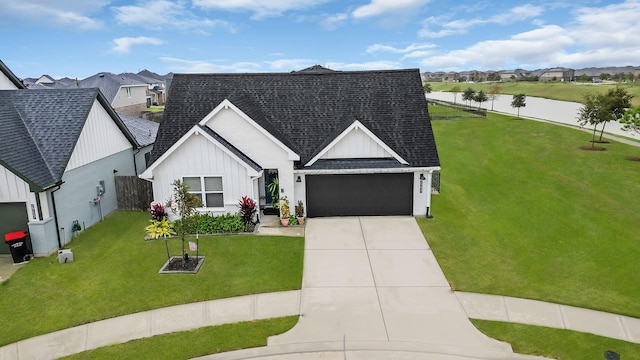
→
(49, 181, 65, 249)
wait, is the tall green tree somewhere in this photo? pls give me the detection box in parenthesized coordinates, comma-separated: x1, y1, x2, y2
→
(449, 85, 462, 104)
(462, 87, 475, 106)
(487, 83, 503, 110)
(166, 179, 202, 265)
(474, 90, 488, 109)
(511, 94, 526, 118)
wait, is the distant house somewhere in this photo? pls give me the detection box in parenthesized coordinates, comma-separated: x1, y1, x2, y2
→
(141, 66, 440, 218)
(539, 68, 575, 82)
(78, 72, 148, 117)
(0, 87, 140, 256)
(635, 67, 640, 82)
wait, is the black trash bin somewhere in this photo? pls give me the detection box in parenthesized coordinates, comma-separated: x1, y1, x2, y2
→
(4, 230, 33, 264)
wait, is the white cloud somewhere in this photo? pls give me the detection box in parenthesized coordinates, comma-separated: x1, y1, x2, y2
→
(265, 59, 316, 71)
(568, 1, 640, 48)
(419, 4, 544, 38)
(321, 13, 349, 30)
(324, 61, 401, 71)
(112, 0, 235, 32)
(0, 0, 106, 29)
(352, 0, 430, 19)
(160, 57, 261, 73)
(112, 37, 164, 54)
(420, 25, 574, 70)
(192, 0, 329, 18)
(367, 43, 436, 54)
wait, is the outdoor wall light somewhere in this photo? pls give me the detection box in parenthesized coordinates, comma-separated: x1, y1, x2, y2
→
(419, 174, 426, 180)
(296, 176, 302, 183)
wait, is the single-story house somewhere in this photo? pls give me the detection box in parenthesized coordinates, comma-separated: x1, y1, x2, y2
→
(140, 66, 440, 218)
(0, 86, 139, 256)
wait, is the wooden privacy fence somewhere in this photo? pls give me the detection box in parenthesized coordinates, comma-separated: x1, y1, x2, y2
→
(115, 176, 153, 211)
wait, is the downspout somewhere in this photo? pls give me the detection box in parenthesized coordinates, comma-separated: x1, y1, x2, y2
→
(50, 182, 64, 249)
(133, 148, 141, 175)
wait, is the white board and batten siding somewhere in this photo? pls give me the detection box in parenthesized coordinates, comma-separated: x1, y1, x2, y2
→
(152, 132, 254, 214)
(0, 72, 19, 90)
(321, 127, 392, 159)
(0, 164, 45, 221)
(66, 100, 132, 171)
(203, 106, 296, 204)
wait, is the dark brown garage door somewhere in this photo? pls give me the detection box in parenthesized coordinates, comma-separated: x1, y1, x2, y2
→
(306, 173, 413, 217)
(0, 202, 29, 254)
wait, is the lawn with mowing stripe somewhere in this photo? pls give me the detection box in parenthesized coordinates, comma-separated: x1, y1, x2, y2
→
(472, 320, 640, 360)
(0, 211, 304, 346)
(429, 81, 640, 106)
(418, 113, 640, 317)
(62, 316, 298, 360)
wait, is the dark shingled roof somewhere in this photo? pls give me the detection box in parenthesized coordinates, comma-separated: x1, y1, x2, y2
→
(78, 72, 146, 103)
(304, 158, 410, 170)
(0, 88, 136, 190)
(118, 113, 159, 147)
(153, 68, 439, 169)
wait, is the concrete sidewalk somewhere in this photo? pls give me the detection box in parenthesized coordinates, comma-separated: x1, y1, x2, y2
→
(457, 292, 640, 344)
(198, 217, 549, 360)
(0, 291, 300, 360)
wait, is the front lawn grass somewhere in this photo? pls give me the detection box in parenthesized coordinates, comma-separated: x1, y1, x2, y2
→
(0, 211, 304, 346)
(472, 320, 640, 360)
(62, 316, 298, 360)
(419, 113, 640, 317)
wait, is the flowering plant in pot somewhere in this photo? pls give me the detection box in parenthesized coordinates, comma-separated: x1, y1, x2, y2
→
(279, 196, 290, 226)
(295, 200, 305, 225)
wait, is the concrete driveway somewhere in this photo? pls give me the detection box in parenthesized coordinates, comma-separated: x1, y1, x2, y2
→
(267, 216, 517, 359)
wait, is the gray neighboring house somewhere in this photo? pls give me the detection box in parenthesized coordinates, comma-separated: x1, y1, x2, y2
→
(0, 85, 138, 256)
(118, 113, 159, 174)
(78, 72, 148, 117)
(141, 66, 440, 218)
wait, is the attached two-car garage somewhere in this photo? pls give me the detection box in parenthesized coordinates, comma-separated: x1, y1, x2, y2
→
(305, 173, 413, 217)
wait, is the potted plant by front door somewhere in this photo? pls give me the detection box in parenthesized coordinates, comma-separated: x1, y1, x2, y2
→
(295, 200, 305, 225)
(279, 196, 290, 227)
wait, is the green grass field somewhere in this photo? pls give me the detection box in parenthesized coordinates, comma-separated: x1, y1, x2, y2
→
(0, 211, 304, 346)
(418, 113, 640, 317)
(473, 320, 640, 360)
(429, 81, 640, 106)
(62, 317, 298, 360)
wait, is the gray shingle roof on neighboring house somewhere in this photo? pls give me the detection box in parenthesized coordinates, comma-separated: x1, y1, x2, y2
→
(0, 59, 26, 89)
(118, 113, 159, 147)
(0, 88, 136, 191)
(153, 68, 439, 169)
(78, 72, 146, 103)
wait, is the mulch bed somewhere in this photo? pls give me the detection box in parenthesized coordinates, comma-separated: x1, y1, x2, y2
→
(579, 145, 607, 151)
(159, 256, 205, 274)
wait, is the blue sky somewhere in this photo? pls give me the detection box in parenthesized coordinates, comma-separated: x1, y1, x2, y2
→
(1, 0, 639, 79)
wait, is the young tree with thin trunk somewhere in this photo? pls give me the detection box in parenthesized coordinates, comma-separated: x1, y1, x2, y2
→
(620, 105, 640, 140)
(598, 87, 633, 142)
(487, 83, 503, 110)
(423, 82, 432, 94)
(449, 85, 462, 104)
(511, 94, 526, 118)
(166, 179, 202, 267)
(578, 93, 609, 148)
(462, 87, 475, 106)
(474, 90, 488, 109)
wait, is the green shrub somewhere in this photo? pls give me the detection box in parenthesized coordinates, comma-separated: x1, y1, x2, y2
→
(174, 213, 245, 234)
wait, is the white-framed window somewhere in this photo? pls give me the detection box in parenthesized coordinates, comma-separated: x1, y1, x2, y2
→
(183, 176, 224, 208)
(125, 87, 132, 98)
